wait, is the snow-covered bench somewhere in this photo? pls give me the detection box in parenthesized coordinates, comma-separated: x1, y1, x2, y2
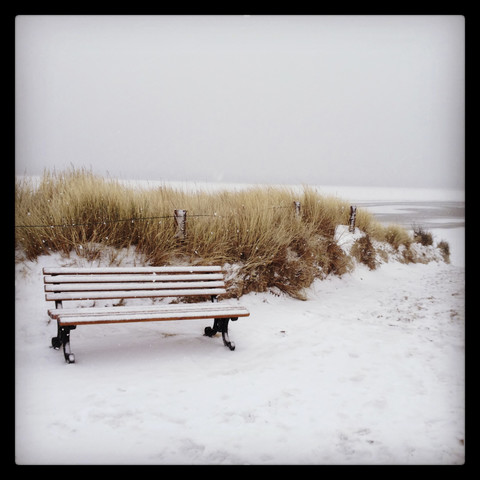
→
(43, 266, 249, 363)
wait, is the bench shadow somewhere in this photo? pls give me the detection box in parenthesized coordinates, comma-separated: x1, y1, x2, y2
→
(60, 322, 229, 364)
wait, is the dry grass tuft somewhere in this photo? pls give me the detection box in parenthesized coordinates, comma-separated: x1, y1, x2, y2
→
(15, 168, 430, 298)
(351, 234, 378, 270)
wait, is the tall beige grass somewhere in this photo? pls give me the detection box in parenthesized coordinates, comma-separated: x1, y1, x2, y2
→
(15, 168, 413, 299)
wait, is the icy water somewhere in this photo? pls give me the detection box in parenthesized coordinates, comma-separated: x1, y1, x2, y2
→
(356, 201, 465, 230)
(356, 200, 465, 267)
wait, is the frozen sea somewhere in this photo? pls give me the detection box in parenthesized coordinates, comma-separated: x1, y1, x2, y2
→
(354, 199, 465, 268)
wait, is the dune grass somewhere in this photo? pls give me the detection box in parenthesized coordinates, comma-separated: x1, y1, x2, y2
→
(15, 168, 427, 299)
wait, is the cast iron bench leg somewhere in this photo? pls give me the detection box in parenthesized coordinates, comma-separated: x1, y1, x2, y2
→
(52, 323, 76, 363)
(51, 322, 62, 350)
(204, 318, 237, 351)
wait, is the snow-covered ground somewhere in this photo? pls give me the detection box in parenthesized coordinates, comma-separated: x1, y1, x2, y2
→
(15, 185, 465, 465)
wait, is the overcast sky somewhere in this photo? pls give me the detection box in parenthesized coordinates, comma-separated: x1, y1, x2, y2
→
(15, 15, 464, 189)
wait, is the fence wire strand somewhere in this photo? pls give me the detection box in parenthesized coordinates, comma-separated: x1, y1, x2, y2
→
(15, 205, 296, 229)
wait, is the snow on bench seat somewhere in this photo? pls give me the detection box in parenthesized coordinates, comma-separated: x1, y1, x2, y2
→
(48, 303, 250, 326)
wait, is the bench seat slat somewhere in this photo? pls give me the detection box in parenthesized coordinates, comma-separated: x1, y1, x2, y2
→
(51, 304, 250, 325)
(48, 303, 250, 319)
(45, 288, 227, 302)
(45, 280, 225, 292)
(56, 312, 244, 326)
(44, 273, 224, 283)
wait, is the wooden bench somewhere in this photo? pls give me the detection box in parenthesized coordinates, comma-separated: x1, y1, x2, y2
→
(43, 266, 250, 363)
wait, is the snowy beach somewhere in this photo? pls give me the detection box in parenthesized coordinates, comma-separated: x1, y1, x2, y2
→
(15, 185, 465, 465)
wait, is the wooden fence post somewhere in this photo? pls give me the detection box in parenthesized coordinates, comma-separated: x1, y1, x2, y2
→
(348, 205, 357, 233)
(174, 209, 187, 240)
(293, 201, 301, 218)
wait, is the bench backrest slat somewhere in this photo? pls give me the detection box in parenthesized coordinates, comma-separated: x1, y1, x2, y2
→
(43, 266, 227, 303)
(45, 288, 227, 302)
(45, 280, 225, 292)
(44, 273, 224, 283)
(43, 266, 222, 275)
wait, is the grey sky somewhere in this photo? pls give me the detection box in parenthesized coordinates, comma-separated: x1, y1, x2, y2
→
(15, 15, 465, 189)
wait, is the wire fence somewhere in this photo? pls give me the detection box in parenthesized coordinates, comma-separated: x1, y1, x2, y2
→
(15, 202, 359, 266)
(15, 201, 359, 252)
(15, 214, 210, 229)
(14, 205, 298, 230)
